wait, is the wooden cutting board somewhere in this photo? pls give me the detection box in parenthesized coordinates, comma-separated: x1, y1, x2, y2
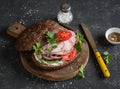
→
(7, 22, 89, 81)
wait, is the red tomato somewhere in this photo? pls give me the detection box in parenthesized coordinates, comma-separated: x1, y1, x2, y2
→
(56, 30, 72, 41)
(61, 48, 76, 61)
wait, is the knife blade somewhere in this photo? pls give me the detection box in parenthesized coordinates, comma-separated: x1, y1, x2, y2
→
(81, 23, 110, 78)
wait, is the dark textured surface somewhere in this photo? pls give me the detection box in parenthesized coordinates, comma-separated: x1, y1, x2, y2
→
(0, 0, 120, 89)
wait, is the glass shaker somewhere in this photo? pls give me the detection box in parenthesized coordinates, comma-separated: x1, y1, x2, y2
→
(57, 3, 73, 24)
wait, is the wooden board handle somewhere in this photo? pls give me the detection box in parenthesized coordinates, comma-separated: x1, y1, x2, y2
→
(6, 22, 26, 38)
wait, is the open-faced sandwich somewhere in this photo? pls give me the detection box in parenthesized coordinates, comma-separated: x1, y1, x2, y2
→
(7, 19, 89, 81)
(15, 19, 85, 70)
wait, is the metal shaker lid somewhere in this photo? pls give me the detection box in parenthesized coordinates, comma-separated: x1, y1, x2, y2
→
(60, 3, 71, 12)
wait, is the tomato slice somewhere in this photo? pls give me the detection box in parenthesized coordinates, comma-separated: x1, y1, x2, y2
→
(61, 48, 76, 61)
(56, 30, 72, 41)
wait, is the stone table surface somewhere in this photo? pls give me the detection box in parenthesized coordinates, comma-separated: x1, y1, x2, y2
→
(0, 0, 120, 89)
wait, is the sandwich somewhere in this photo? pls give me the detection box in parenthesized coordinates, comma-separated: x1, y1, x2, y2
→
(15, 19, 84, 70)
(7, 19, 88, 81)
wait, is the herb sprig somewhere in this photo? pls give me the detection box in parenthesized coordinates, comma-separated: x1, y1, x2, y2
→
(103, 51, 112, 64)
(75, 31, 85, 52)
(46, 31, 58, 53)
(46, 31, 58, 44)
(78, 64, 85, 78)
(32, 42, 42, 54)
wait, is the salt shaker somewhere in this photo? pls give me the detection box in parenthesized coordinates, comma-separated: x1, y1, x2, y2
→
(57, 3, 73, 24)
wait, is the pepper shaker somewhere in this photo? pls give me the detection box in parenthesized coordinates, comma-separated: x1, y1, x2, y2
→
(57, 3, 73, 24)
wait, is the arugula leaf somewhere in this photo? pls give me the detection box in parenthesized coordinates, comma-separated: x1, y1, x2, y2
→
(46, 31, 58, 44)
(47, 31, 54, 39)
(75, 31, 85, 52)
(78, 64, 85, 78)
(75, 42, 82, 52)
(46, 31, 58, 53)
(103, 51, 112, 64)
(32, 42, 42, 54)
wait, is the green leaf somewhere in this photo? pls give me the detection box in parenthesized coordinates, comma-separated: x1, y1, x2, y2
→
(42, 59, 61, 65)
(46, 31, 58, 44)
(47, 31, 55, 39)
(33, 45, 37, 50)
(75, 42, 82, 52)
(78, 65, 85, 78)
(103, 51, 112, 64)
(36, 41, 41, 48)
(103, 51, 109, 55)
(75, 31, 85, 52)
(32, 42, 42, 54)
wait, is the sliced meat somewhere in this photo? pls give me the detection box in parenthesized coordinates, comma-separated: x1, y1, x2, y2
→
(51, 30, 77, 55)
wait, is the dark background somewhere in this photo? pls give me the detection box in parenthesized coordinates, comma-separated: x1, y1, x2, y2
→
(0, 0, 120, 89)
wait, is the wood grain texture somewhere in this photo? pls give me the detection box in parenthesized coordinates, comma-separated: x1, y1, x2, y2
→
(7, 22, 26, 38)
(20, 42, 89, 81)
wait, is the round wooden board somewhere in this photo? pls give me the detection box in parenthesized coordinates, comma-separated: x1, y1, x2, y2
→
(20, 42, 89, 81)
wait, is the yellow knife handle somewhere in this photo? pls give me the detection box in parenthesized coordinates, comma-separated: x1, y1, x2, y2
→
(95, 51, 110, 78)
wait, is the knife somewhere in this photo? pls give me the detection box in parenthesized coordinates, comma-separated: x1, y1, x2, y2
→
(81, 23, 110, 78)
